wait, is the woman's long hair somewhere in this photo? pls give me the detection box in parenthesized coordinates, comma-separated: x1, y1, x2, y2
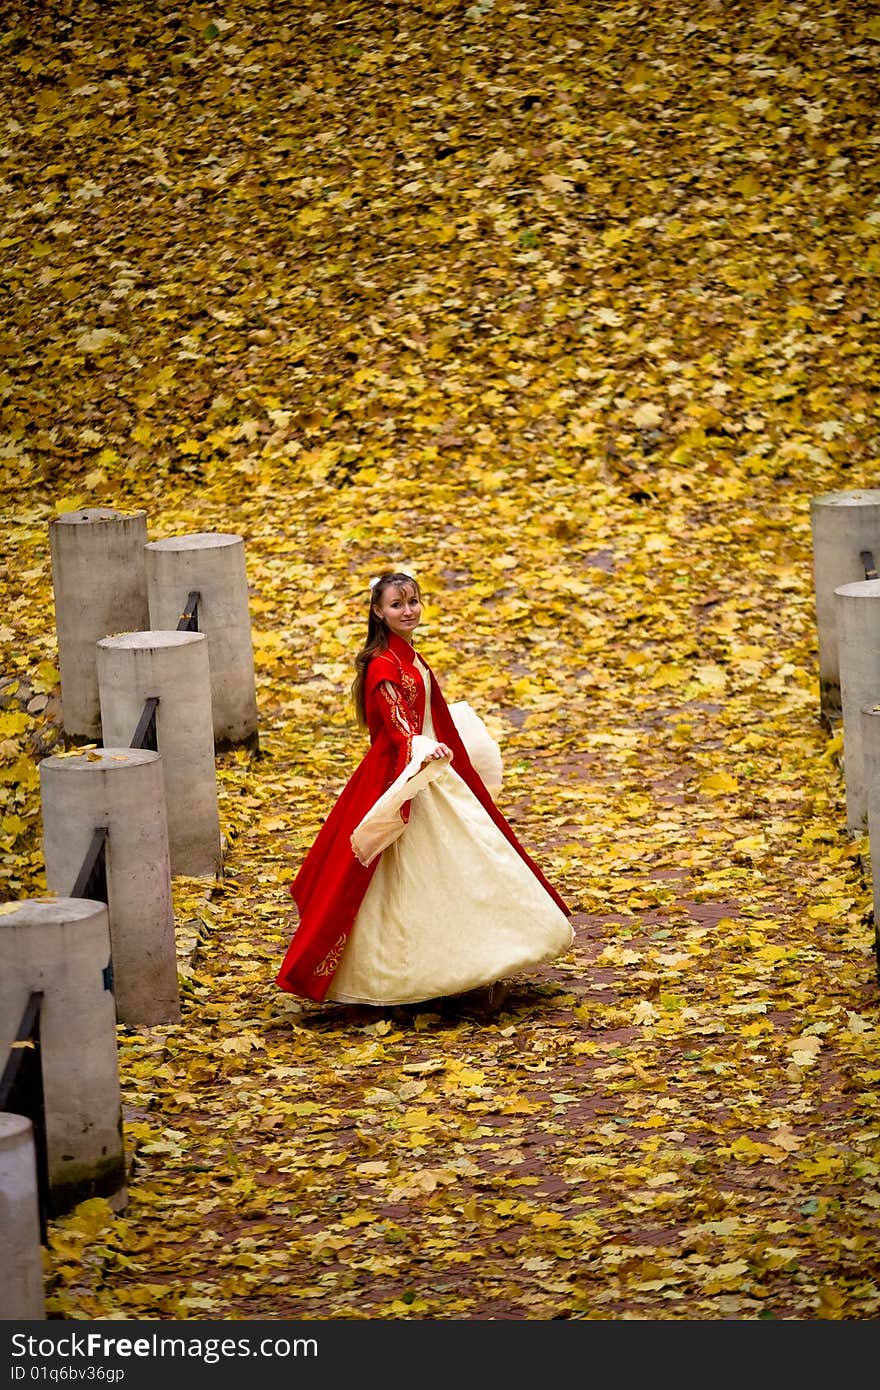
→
(351, 572, 421, 729)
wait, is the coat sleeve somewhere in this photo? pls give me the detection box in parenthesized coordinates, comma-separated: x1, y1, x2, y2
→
(365, 655, 418, 767)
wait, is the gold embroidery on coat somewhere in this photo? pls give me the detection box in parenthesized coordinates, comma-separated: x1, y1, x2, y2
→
(399, 665, 418, 708)
(378, 681, 415, 763)
(315, 934, 348, 977)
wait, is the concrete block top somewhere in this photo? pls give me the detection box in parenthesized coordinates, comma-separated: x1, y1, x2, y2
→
(834, 579, 880, 600)
(97, 630, 206, 652)
(812, 490, 880, 509)
(0, 896, 107, 930)
(51, 509, 147, 527)
(0, 1113, 34, 1148)
(39, 748, 161, 775)
(146, 533, 242, 552)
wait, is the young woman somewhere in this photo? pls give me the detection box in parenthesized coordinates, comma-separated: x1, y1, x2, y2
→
(275, 571, 573, 1006)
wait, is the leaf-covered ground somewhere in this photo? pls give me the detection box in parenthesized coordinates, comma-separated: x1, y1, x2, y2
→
(1, 0, 878, 1320)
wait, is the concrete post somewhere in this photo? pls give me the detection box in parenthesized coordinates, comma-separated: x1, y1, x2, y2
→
(39, 748, 180, 1026)
(48, 508, 149, 742)
(96, 630, 222, 878)
(810, 490, 880, 720)
(859, 703, 880, 981)
(833, 578, 880, 832)
(0, 1114, 45, 1319)
(145, 532, 259, 751)
(0, 898, 126, 1218)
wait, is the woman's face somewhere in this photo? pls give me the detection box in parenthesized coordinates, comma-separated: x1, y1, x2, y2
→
(373, 583, 422, 642)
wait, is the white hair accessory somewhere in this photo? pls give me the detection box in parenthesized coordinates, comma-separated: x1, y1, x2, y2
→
(369, 569, 416, 590)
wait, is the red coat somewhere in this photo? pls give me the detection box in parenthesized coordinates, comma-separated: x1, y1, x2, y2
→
(276, 632, 570, 1001)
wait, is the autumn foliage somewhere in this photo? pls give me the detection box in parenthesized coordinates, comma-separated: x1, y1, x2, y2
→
(0, 0, 878, 1319)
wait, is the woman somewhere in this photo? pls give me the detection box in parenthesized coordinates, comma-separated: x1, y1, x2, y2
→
(276, 571, 573, 1005)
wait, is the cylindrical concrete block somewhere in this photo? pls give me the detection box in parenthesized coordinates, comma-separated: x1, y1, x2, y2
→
(0, 898, 126, 1220)
(145, 532, 259, 751)
(0, 1114, 45, 1319)
(96, 630, 222, 878)
(834, 579, 880, 832)
(39, 748, 180, 1026)
(811, 490, 880, 718)
(49, 508, 149, 741)
(860, 703, 880, 981)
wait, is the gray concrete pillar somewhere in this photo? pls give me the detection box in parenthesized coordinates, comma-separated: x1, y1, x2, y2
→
(39, 748, 180, 1026)
(48, 508, 149, 742)
(834, 578, 880, 832)
(96, 630, 222, 878)
(810, 490, 880, 720)
(145, 532, 259, 751)
(860, 703, 880, 981)
(0, 1114, 45, 1319)
(0, 898, 126, 1219)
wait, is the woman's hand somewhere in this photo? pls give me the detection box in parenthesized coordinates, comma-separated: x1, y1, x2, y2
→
(419, 742, 452, 770)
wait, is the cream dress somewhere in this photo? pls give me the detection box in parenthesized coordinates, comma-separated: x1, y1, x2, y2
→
(327, 656, 574, 1005)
